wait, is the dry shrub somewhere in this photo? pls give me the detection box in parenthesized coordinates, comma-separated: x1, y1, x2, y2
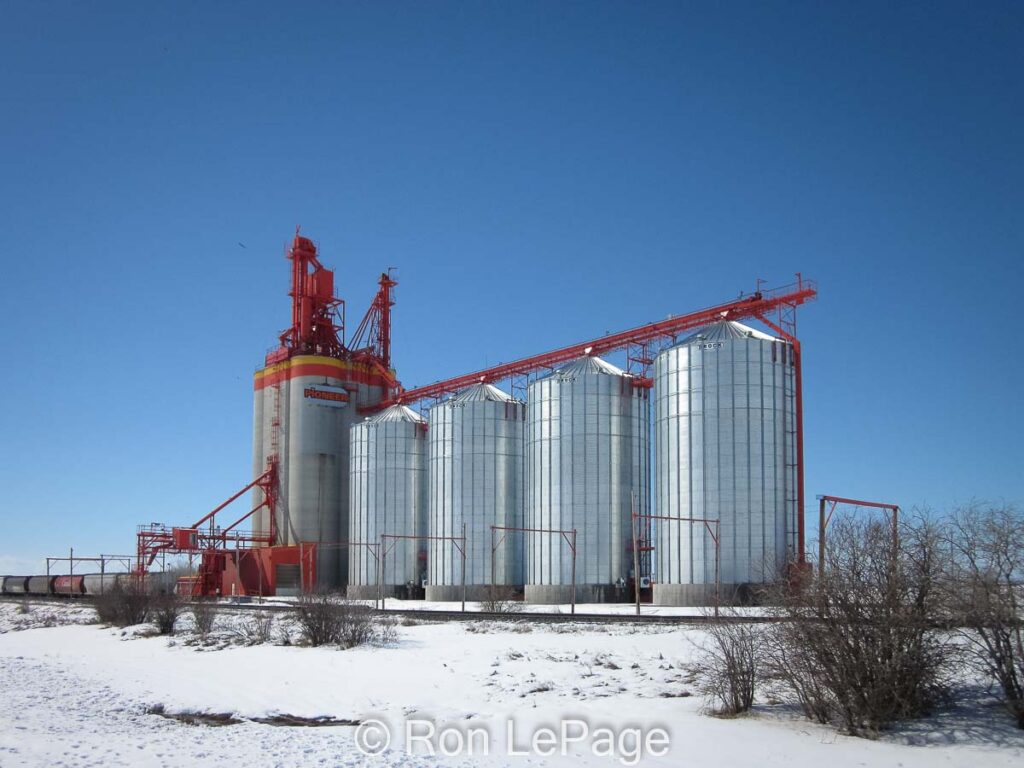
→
(698, 612, 764, 716)
(295, 592, 391, 649)
(764, 514, 952, 735)
(237, 612, 275, 645)
(479, 585, 523, 614)
(336, 602, 377, 649)
(151, 592, 183, 636)
(375, 616, 398, 646)
(94, 581, 153, 627)
(942, 504, 1024, 729)
(190, 600, 218, 637)
(295, 592, 345, 647)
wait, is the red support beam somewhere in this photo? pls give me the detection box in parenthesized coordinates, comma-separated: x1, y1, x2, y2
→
(190, 468, 272, 530)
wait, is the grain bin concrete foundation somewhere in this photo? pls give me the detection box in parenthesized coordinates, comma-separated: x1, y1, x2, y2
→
(524, 584, 632, 605)
(424, 584, 522, 602)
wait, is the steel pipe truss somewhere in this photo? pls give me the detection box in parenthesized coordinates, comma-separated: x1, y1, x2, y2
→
(380, 531, 467, 611)
(490, 524, 578, 615)
(631, 512, 721, 616)
(816, 494, 900, 577)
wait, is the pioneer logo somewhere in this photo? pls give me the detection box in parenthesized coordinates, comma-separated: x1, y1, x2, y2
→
(304, 386, 349, 407)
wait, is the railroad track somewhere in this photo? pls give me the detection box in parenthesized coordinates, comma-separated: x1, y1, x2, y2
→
(0, 594, 769, 624)
(370, 607, 771, 624)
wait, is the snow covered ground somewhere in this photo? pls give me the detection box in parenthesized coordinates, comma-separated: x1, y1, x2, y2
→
(0, 600, 1021, 767)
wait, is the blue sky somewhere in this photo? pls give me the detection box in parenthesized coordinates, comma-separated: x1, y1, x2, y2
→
(1, 2, 1021, 572)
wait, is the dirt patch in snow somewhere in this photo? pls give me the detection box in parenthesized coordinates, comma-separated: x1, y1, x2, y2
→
(147, 705, 360, 728)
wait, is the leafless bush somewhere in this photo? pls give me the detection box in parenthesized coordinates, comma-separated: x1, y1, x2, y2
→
(236, 612, 275, 645)
(375, 616, 398, 646)
(151, 592, 183, 636)
(698, 611, 764, 716)
(336, 601, 377, 649)
(190, 600, 218, 637)
(294, 592, 391, 648)
(94, 581, 153, 627)
(760, 622, 833, 724)
(295, 592, 345, 646)
(479, 585, 523, 614)
(941, 504, 1024, 729)
(764, 514, 953, 735)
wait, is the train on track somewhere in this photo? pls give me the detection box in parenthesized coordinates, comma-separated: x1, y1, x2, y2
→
(0, 572, 176, 597)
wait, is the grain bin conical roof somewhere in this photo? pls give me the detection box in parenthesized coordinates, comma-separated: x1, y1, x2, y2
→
(543, 354, 627, 380)
(449, 382, 518, 403)
(677, 320, 779, 346)
(366, 404, 425, 424)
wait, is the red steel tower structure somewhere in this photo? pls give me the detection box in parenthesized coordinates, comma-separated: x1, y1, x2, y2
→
(137, 231, 399, 595)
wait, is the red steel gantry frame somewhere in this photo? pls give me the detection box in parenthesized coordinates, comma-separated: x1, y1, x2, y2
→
(381, 276, 817, 565)
(490, 524, 578, 614)
(275, 232, 346, 360)
(135, 463, 278, 574)
(631, 511, 721, 616)
(268, 230, 399, 376)
(350, 270, 397, 370)
(349, 271, 400, 386)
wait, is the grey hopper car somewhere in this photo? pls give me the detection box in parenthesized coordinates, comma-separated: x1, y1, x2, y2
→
(26, 576, 54, 595)
(1, 576, 29, 594)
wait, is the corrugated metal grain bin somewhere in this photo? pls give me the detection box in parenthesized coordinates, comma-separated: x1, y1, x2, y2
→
(653, 321, 797, 605)
(427, 383, 525, 602)
(348, 405, 428, 599)
(525, 355, 650, 604)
